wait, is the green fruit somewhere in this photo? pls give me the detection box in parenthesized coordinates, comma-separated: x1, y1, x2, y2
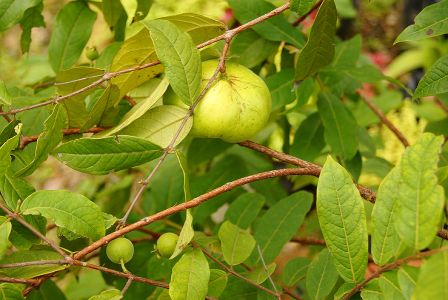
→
(85, 46, 99, 61)
(156, 233, 179, 258)
(191, 60, 271, 143)
(106, 237, 134, 264)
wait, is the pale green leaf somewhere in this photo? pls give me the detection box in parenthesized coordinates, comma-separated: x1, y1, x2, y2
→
(398, 266, 419, 300)
(169, 249, 210, 300)
(176, 150, 191, 201)
(371, 167, 402, 265)
(0, 80, 12, 106)
(218, 220, 256, 265)
(306, 249, 339, 300)
(395, 0, 448, 43)
(208, 269, 227, 298)
(266, 68, 296, 110)
(16, 104, 67, 177)
(378, 271, 405, 300)
(252, 191, 313, 264)
(414, 55, 448, 98)
(395, 133, 444, 250)
(228, 0, 305, 48)
(0, 217, 11, 260)
(145, 19, 201, 105)
(282, 257, 310, 287)
(0, 0, 39, 31)
(88, 289, 122, 300)
(295, 0, 337, 80)
(98, 78, 169, 137)
(360, 279, 384, 300)
(317, 156, 368, 282)
(20, 190, 105, 240)
(54, 135, 163, 175)
(0, 170, 35, 210)
(81, 85, 120, 131)
(317, 92, 359, 160)
(170, 210, 194, 259)
(56, 67, 104, 128)
(48, 1, 96, 72)
(0, 123, 21, 178)
(118, 105, 193, 148)
(0, 283, 23, 300)
(225, 193, 265, 229)
(0, 249, 68, 278)
(244, 263, 276, 284)
(412, 251, 448, 300)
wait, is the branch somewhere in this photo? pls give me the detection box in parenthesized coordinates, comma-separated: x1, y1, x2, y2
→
(238, 140, 377, 202)
(74, 167, 319, 260)
(341, 246, 448, 299)
(0, 277, 39, 285)
(361, 96, 409, 147)
(434, 97, 448, 115)
(292, 0, 323, 26)
(291, 236, 326, 246)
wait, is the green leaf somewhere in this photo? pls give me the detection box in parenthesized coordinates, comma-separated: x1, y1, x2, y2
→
(208, 269, 227, 298)
(225, 193, 265, 229)
(54, 135, 163, 175)
(295, 77, 315, 106)
(252, 191, 313, 264)
(0, 217, 11, 260)
(118, 105, 193, 148)
(102, 0, 125, 29)
(230, 29, 278, 69)
(27, 279, 66, 300)
(48, 1, 96, 72)
(317, 156, 368, 282)
(330, 35, 362, 69)
(169, 249, 210, 300)
(295, 0, 337, 80)
(19, 2, 45, 53)
(0, 124, 21, 178)
(98, 78, 169, 137)
(228, 0, 305, 48)
(244, 263, 276, 284)
(145, 20, 201, 105)
(395, 133, 445, 250)
(0, 283, 23, 300)
(371, 167, 402, 265)
(0, 249, 68, 278)
(306, 249, 339, 300)
(56, 67, 104, 128)
(291, 112, 325, 162)
(0, 80, 12, 106)
(398, 266, 419, 300)
(414, 55, 448, 98)
(413, 251, 448, 299)
(0, 170, 35, 210)
(218, 221, 256, 265)
(176, 150, 191, 201)
(110, 28, 164, 98)
(16, 105, 66, 177)
(282, 257, 310, 287)
(0, 0, 39, 31)
(317, 92, 359, 160)
(20, 190, 105, 240)
(170, 210, 194, 259)
(81, 85, 120, 131)
(291, 0, 319, 16)
(359, 279, 384, 300)
(88, 289, 122, 300)
(378, 271, 405, 300)
(9, 215, 46, 251)
(395, 0, 448, 43)
(266, 68, 296, 110)
(159, 13, 226, 44)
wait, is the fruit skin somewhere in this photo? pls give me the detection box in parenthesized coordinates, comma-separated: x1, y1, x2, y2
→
(167, 60, 271, 143)
(106, 237, 134, 264)
(85, 46, 99, 61)
(156, 233, 179, 258)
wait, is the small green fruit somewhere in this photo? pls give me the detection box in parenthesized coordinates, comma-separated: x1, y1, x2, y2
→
(106, 237, 134, 264)
(156, 233, 179, 258)
(85, 46, 99, 61)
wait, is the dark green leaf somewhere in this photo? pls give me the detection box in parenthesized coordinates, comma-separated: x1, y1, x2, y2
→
(208, 269, 227, 298)
(291, 0, 319, 16)
(306, 249, 339, 300)
(282, 257, 310, 287)
(291, 112, 325, 162)
(0, 0, 39, 31)
(81, 85, 120, 131)
(225, 193, 265, 229)
(266, 69, 296, 110)
(19, 2, 44, 53)
(414, 55, 448, 98)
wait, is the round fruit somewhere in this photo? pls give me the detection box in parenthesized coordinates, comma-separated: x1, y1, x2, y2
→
(156, 233, 179, 258)
(85, 46, 99, 61)
(190, 60, 272, 143)
(106, 237, 134, 264)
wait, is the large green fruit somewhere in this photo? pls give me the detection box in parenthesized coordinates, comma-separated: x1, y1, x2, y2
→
(156, 232, 179, 258)
(165, 60, 272, 143)
(106, 237, 134, 264)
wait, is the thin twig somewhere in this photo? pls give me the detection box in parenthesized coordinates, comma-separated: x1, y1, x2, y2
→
(257, 244, 280, 299)
(0, 277, 39, 285)
(0, 202, 68, 258)
(341, 246, 448, 299)
(121, 276, 134, 296)
(292, 0, 323, 26)
(361, 97, 410, 147)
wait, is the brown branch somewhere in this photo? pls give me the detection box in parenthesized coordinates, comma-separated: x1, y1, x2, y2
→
(74, 168, 319, 260)
(20, 127, 108, 149)
(283, 288, 303, 300)
(438, 229, 448, 240)
(238, 140, 377, 202)
(291, 236, 326, 246)
(434, 97, 448, 115)
(0, 202, 68, 258)
(292, 0, 323, 26)
(341, 246, 448, 299)
(0, 277, 39, 285)
(361, 97, 410, 147)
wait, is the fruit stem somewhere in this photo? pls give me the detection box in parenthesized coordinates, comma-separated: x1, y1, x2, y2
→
(120, 259, 129, 273)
